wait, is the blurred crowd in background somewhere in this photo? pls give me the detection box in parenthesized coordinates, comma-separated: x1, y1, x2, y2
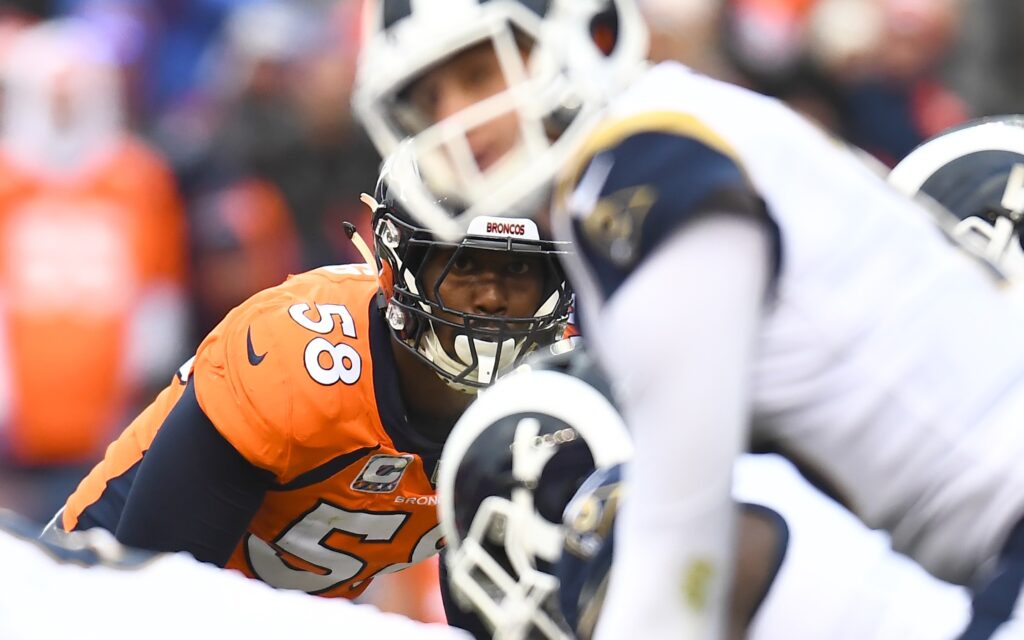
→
(0, 0, 1019, 624)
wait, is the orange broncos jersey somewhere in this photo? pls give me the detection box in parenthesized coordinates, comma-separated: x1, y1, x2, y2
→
(63, 265, 445, 598)
(0, 137, 186, 464)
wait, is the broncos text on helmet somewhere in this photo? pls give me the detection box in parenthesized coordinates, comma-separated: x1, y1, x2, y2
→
(363, 150, 574, 393)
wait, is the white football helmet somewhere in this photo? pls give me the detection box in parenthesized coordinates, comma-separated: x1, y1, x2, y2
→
(889, 116, 1024, 279)
(437, 352, 632, 639)
(352, 0, 648, 239)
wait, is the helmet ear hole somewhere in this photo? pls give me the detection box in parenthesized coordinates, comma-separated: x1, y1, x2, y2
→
(590, 9, 619, 56)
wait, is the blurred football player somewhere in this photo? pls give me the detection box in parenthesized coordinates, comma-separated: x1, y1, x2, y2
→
(437, 350, 970, 640)
(1, 509, 469, 640)
(0, 18, 188, 523)
(48, 158, 573, 602)
(353, 2, 1024, 638)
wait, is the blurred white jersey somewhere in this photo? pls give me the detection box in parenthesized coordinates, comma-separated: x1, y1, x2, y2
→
(0, 519, 469, 640)
(558, 61, 1024, 640)
(563, 61, 1024, 583)
(737, 454, 969, 640)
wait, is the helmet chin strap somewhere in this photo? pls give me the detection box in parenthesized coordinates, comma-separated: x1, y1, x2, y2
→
(454, 334, 518, 385)
(421, 329, 521, 393)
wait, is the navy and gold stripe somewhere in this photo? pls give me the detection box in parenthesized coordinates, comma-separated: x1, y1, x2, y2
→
(557, 110, 743, 206)
(558, 110, 772, 299)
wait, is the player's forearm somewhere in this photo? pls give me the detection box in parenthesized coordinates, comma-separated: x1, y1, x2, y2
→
(590, 216, 771, 639)
(116, 381, 272, 564)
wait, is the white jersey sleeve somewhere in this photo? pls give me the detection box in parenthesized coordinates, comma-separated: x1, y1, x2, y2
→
(736, 455, 970, 640)
(0, 523, 470, 640)
(591, 215, 773, 640)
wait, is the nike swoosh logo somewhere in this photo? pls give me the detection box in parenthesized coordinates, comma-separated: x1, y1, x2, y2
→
(246, 327, 267, 366)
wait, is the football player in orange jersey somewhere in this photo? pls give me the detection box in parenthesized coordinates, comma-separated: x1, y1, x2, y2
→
(49, 155, 574, 607)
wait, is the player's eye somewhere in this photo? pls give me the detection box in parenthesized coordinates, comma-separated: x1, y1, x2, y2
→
(451, 254, 476, 273)
(463, 60, 495, 92)
(506, 260, 531, 276)
(406, 80, 441, 124)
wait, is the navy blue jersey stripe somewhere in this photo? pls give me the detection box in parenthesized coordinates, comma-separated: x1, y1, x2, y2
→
(270, 446, 380, 491)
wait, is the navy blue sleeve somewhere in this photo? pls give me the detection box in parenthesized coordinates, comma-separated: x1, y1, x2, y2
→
(114, 380, 274, 566)
(564, 129, 780, 301)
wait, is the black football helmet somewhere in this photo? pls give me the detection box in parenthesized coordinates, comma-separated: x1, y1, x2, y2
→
(367, 151, 574, 393)
(436, 346, 632, 638)
(889, 116, 1024, 278)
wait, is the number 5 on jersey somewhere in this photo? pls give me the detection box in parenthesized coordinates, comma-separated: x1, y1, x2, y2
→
(289, 303, 362, 385)
(247, 504, 444, 594)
